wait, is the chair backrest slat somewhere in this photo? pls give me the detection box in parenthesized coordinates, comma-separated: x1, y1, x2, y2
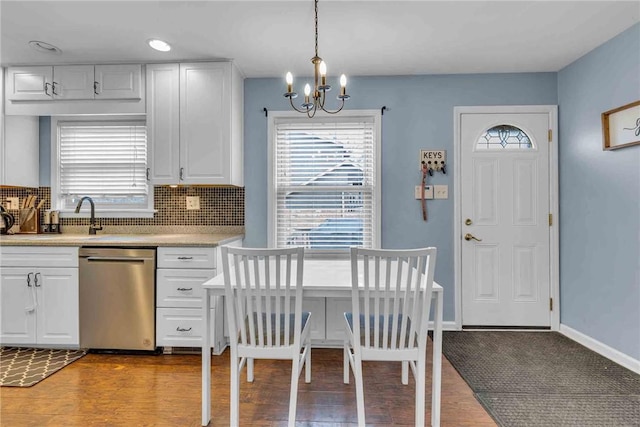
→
(222, 246, 305, 351)
(350, 247, 437, 352)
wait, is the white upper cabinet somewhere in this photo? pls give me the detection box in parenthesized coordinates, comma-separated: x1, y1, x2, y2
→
(4, 64, 145, 115)
(53, 65, 95, 99)
(5, 66, 52, 100)
(7, 64, 142, 101)
(1, 116, 39, 188)
(94, 64, 142, 99)
(147, 62, 243, 186)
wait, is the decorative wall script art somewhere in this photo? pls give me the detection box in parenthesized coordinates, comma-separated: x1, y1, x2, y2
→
(602, 100, 640, 150)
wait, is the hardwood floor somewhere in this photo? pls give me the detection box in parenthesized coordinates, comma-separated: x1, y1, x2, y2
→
(0, 347, 496, 426)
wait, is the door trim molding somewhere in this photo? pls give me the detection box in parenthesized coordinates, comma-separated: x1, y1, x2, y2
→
(453, 105, 560, 331)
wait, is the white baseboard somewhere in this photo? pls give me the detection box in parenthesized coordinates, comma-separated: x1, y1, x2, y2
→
(428, 320, 458, 331)
(560, 324, 640, 374)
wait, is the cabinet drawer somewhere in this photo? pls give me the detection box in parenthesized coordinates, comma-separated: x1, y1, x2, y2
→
(157, 247, 216, 269)
(156, 269, 217, 308)
(0, 246, 78, 268)
(156, 308, 215, 347)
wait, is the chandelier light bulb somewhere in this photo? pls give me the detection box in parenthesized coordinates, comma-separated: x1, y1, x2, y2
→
(319, 61, 327, 76)
(304, 84, 311, 97)
(286, 72, 294, 93)
(340, 74, 347, 87)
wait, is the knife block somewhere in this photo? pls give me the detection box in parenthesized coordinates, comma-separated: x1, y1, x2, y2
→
(19, 208, 41, 234)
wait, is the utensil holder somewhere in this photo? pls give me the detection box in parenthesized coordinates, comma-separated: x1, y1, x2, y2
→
(19, 208, 41, 234)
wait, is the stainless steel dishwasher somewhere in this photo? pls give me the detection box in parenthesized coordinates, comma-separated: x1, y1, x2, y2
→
(79, 247, 156, 351)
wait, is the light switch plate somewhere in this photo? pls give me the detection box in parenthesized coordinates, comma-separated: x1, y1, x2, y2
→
(186, 196, 200, 210)
(415, 185, 434, 199)
(434, 185, 448, 199)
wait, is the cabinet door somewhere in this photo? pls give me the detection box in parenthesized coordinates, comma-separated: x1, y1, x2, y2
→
(302, 297, 326, 341)
(1, 116, 39, 187)
(180, 62, 231, 184)
(36, 268, 79, 346)
(95, 64, 142, 99)
(0, 268, 36, 344)
(53, 65, 95, 100)
(147, 63, 180, 184)
(325, 297, 352, 341)
(6, 67, 53, 100)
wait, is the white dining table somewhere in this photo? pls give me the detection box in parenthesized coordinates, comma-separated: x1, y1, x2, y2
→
(200, 258, 443, 427)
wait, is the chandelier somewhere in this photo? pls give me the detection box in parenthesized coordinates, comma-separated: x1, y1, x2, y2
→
(284, 0, 350, 118)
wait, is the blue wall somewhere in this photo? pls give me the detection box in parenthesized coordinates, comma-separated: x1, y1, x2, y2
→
(558, 24, 640, 360)
(244, 72, 557, 321)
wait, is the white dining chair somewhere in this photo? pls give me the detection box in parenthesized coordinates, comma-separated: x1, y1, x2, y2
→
(221, 246, 311, 427)
(343, 247, 437, 427)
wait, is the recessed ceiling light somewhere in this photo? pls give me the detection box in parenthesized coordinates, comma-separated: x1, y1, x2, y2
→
(29, 40, 62, 55)
(147, 39, 171, 52)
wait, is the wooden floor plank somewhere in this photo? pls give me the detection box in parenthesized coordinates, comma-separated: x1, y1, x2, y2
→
(0, 347, 495, 426)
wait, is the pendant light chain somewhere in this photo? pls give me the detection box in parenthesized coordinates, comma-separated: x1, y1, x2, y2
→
(283, 0, 350, 117)
(314, 0, 319, 58)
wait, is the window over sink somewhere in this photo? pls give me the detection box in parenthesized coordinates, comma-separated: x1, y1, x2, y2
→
(51, 116, 154, 218)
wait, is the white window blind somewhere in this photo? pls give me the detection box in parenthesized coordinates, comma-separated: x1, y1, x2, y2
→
(273, 116, 378, 251)
(57, 121, 149, 211)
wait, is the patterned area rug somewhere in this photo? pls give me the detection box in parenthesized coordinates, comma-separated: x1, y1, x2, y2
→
(443, 331, 640, 427)
(0, 347, 87, 387)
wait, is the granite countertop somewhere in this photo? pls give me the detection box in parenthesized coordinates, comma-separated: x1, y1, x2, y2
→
(0, 233, 244, 247)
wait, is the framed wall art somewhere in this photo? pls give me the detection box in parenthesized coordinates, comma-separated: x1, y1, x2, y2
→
(602, 100, 640, 150)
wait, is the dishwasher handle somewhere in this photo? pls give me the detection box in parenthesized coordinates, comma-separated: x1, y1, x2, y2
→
(84, 257, 147, 263)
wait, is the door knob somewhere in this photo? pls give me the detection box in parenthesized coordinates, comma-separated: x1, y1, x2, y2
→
(464, 233, 482, 242)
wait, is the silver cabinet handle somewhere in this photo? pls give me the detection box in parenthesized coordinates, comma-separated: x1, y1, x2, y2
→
(52, 82, 58, 96)
(176, 327, 192, 332)
(93, 81, 99, 95)
(27, 272, 34, 287)
(177, 256, 193, 260)
(34, 272, 41, 287)
(146, 167, 150, 181)
(44, 82, 51, 96)
(179, 167, 184, 181)
(177, 287, 193, 291)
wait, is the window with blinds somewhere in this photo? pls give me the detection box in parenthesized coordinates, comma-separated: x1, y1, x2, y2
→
(271, 114, 380, 252)
(55, 120, 149, 212)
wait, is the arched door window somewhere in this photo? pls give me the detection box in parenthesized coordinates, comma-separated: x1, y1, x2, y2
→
(477, 124, 533, 150)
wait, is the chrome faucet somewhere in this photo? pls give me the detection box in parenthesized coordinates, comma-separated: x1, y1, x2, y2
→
(74, 196, 103, 235)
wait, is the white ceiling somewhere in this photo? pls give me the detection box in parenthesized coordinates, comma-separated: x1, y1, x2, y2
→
(1, 1, 638, 79)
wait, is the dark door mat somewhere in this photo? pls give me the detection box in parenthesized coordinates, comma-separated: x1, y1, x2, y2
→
(443, 331, 640, 426)
(476, 393, 640, 427)
(0, 347, 87, 387)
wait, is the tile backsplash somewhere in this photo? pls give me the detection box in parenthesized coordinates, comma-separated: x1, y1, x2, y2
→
(0, 186, 244, 231)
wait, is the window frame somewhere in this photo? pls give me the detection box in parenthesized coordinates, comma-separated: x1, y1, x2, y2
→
(51, 115, 155, 218)
(267, 110, 381, 256)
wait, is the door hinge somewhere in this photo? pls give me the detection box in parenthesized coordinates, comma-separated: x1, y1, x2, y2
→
(549, 213, 553, 226)
(550, 298, 553, 311)
(548, 129, 552, 142)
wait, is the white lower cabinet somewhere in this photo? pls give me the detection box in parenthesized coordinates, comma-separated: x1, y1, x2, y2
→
(156, 244, 240, 354)
(303, 298, 326, 341)
(325, 298, 352, 342)
(0, 247, 79, 347)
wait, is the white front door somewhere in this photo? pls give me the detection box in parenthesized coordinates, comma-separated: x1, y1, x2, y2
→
(460, 110, 552, 327)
